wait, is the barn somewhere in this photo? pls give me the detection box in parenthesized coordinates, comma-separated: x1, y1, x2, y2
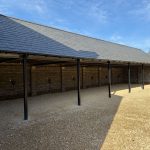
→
(0, 14, 150, 120)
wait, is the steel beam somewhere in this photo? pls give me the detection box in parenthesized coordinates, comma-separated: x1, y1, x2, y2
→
(22, 54, 28, 120)
(77, 59, 81, 105)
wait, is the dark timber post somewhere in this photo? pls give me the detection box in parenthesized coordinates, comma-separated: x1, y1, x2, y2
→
(22, 54, 28, 120)
(142, 64, 144, 89)
(77, 59, 81, 105)
(128, 63, 131, 93)
(108, 61, 111, 98)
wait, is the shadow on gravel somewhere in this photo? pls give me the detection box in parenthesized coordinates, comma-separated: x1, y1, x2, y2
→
(0, 85, 128, 150)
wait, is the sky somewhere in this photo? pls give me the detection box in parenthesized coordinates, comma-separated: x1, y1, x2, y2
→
(0, 0, 150, 53)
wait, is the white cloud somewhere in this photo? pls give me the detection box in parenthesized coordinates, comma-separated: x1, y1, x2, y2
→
(129, 0, 150, 21)
(0, 1, 15, 15)
(110, 34, 125, 44)
(131, 38, 150, 52)
(0, 5, 9, 14)
(59, 0, 108, 24)
(109, 34, 150, 52)
(88, 3, 108, 23)
(22, 0, 48, 15)
(0, 0, 109, 25)
(0, 0, 48, 16)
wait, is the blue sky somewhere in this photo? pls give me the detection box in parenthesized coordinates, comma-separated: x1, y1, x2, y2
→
(0, 0, 150, 52)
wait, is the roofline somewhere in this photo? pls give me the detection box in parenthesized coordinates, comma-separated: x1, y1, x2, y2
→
(0, 14, 145, 53)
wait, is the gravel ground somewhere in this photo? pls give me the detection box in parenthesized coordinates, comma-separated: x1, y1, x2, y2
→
(0, 84, 150, 150)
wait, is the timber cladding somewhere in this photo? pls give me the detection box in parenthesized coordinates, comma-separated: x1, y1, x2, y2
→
(0, 63, 150, 100)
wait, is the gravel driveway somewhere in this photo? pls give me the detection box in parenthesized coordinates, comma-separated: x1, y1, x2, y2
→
(0, 84, 150, 150)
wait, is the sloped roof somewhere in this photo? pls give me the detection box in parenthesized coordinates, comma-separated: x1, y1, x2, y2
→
(0, 14, 150, 64)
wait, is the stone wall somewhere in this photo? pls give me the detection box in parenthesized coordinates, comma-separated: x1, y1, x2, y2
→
(0, 64, 30, 99)
(82, 67, 99, 88)
(138, 66, 150, 84)
(31, 65, 61, 95)
(111, 67, 127, 84)
(0, 63, 150, 100)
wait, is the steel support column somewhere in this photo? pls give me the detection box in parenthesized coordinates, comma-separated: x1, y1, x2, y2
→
(98, 66, 100, 86)
(77, 59, 81, 105)
(82, 67, 84, 89)
(29, 65, 32, 96)
(128, 63, 131, 93)
(22, 54, 28, 120)
(142, 64, 144, 89)
(60, 64, 63, 92)
(108, 61, 111, 98)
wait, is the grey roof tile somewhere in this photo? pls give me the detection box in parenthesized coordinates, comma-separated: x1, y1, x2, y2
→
(0, 14, 150, 64)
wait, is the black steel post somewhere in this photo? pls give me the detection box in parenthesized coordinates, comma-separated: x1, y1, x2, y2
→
(82, 67, 84, 89)
(29, 65, 32, 96)
(98, 66, 100, 86)
(128, 63, 131, 93)
(77, 59, 81, 105)
(108, 61, 111, 98)
(60, 64, 63, 92)
(22, 54, 28, 120)
(142, 64, 144, 89)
